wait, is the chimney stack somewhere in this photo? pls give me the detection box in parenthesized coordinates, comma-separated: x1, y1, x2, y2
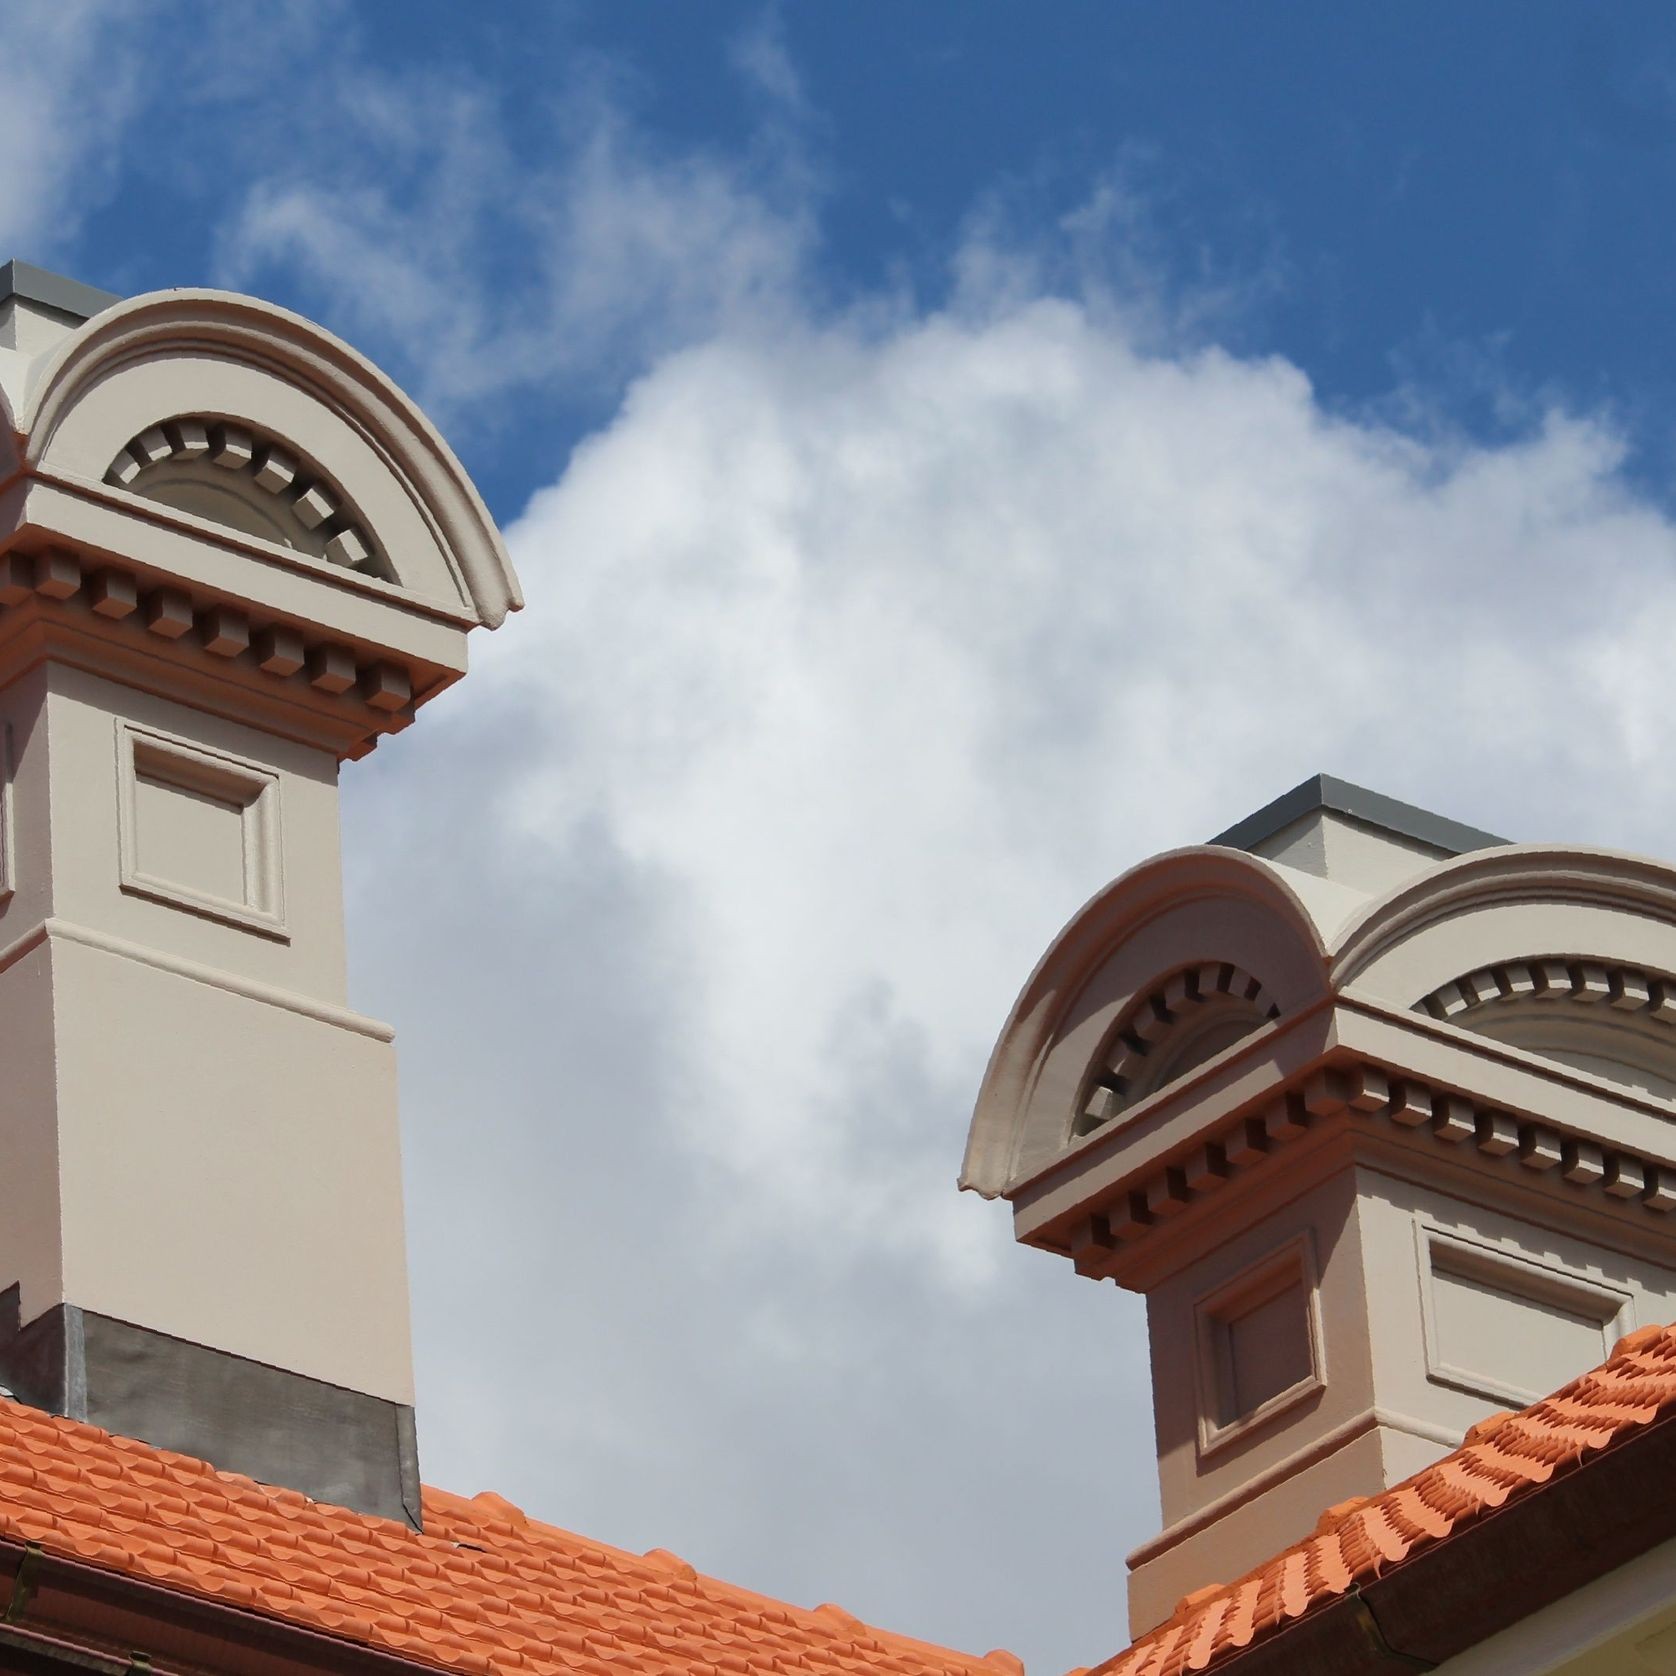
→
(0, 263, 520, 1524)
(965, 776, 1676, 1633)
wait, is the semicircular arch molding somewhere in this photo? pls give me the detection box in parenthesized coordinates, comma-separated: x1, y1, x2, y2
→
(19, 290, 521, 627)
(961, 848, 1331, 1198)
(1415, 955, 1676, 1102)
(1331, 846, 1676, 1007)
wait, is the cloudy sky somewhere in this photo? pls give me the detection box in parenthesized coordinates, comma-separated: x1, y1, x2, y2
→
(19, 4, 1676, 1670)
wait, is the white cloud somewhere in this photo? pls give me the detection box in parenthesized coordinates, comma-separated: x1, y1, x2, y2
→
(2, 9, 1667, 1670)
(473, 291, 1676, 1268)
(213, 48, 817, 415)
(186, 21, 1676, 1671)
(338, 266, 1676, 1672)
(730, 8, 807, 114)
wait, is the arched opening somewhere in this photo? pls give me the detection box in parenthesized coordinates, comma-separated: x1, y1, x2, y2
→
(1077, 962, 1280, 1134)
(105, 417, 394, 582)
(1419, 959, 1676, 1102)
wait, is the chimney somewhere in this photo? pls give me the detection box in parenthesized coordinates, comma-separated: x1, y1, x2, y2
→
(964, 776, 1676, 1634)
(0, 264, 520, 1524)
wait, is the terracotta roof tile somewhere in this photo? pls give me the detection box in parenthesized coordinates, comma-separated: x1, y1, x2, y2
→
(9, 1319, 1675, 1676)
(1091, 1321, 1676, 1676)
(0, 1399, 1004, 1676)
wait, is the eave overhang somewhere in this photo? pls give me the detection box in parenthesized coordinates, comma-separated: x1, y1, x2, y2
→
(0, 1538, 445, 1676)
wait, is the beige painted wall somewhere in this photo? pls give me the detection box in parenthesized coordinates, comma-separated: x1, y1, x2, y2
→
(0, 938, 65, 1325)
(50, 932, 412, 1401)
(0, 278, 522, 1439)
(0, 660, 414, 1400)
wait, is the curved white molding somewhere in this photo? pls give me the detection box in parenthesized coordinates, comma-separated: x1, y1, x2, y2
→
(1078, 960, 1280, 1134)
(1332, 845, 1676, 996)
(18, 290, 521, 628)
(0, 374, 20, 484)
(104, 416, 387, 581)
(962, 847, 1330, 1198)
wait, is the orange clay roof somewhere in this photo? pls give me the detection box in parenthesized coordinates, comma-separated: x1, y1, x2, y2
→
(7, 1324, 1676, 1676)
(0, 1397, 1016, 1676)
(1093, 1320, 1676, 1676)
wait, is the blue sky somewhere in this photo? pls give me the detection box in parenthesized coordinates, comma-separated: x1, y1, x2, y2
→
(57, 6, 1676, 518)
(19, 7, 1676, 1675)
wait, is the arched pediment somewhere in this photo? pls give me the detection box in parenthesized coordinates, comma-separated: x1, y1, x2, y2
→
(961, 848, 1332, 1198)
(1331, 846, 1676, 1000)
(16, 290, 520, 627)
(1333, 846, 1676, 1102)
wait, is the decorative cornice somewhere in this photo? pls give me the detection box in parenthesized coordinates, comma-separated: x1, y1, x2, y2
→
(0, 546, 415, 739)
(105, 417, 387, 581)
(1069, 1059, 1676, 1277)
(1078, 961, 1279, 1134)
(1419, 957, 1676, 1026)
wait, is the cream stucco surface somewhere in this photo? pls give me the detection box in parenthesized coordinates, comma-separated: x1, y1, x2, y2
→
(0, 279, 520, 1415)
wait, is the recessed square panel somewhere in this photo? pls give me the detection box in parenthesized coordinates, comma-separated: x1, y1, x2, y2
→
(133, 770, 248, 907)
(1227, 1279, 1314, 1418)
(1194, 1233, 1325, 1457)
(1417, 1223, 1632, 1408)
(116, 721, 286, 939)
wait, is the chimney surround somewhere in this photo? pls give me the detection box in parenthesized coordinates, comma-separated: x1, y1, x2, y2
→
(0, 262, 520, 1523)
(966, 775, 1676, 1633)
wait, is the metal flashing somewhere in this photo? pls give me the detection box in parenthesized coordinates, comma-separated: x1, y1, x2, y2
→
(0, 260, 120, 323)
(0, 1288, 419, 1528)
(1210, 772, 1508, 858)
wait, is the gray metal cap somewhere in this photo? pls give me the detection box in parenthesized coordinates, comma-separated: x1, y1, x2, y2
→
(1211, 773, 1508, 856)
(0, 259, 121, 323)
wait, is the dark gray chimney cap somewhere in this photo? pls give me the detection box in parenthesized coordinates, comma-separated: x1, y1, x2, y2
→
(1211, 773, 1507, 857)
(0, 260, 121, 324)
